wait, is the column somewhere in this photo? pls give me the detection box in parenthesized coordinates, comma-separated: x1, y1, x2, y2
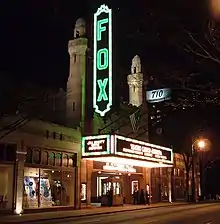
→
(168, 168, 172, 203)
(146, 168, 151, 204)
(14, 140, 26, 214)
(86, 160, 93, 206)
(74, 166, 81, 209)
(75, 153, 82, 209)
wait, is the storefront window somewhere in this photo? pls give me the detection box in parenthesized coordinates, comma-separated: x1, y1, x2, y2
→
(62, 171, 74, 206)
(23, 167, 75, 208)
(0, 165, 14, 210)
(40, 169, 61, 207)
(23, 167, 39, 208)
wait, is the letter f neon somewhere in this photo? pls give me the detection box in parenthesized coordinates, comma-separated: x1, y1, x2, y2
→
(97, 18, 108, 41)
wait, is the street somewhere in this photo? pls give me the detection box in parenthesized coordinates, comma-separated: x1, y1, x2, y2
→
(36, 203, 220, 224)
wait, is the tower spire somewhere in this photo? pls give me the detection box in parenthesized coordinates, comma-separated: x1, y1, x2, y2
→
(127, 55, 143, 107)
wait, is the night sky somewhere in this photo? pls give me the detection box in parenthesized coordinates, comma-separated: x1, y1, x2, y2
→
(0, 1, 206, 90)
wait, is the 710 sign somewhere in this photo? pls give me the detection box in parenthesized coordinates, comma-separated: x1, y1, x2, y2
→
(151, 90, 163, 98)
(146, 88, 171, 103)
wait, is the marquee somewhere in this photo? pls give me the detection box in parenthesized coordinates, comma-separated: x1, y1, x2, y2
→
(82, 135, 173, 168)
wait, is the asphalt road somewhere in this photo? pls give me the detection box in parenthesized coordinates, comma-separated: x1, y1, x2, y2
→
(38, 203, 220, 224)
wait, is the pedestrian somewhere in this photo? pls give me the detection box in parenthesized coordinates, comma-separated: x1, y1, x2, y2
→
(140, 189, 146, 205)
(109, 188, 113, 206)
(133, 188, 137, 204)
(146, 191, 150, 205)
(136, 190, 140, 204)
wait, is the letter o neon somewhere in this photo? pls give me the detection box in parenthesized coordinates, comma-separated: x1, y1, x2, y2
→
(97, 48, 108, 70)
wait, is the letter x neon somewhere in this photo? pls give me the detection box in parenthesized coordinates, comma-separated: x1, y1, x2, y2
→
(97, 78, 108, 102)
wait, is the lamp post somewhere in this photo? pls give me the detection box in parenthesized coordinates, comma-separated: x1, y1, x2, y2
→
(191, 139, 206, 202)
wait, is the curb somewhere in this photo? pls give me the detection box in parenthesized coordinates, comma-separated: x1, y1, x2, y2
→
(2, 203, 188, 224)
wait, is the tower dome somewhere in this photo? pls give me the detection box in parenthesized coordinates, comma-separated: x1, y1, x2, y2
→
(74, 17, 86, 38)
(131, 55, 141, 74)
(132, 55, 141, 64)
(75, 17, 86, 27)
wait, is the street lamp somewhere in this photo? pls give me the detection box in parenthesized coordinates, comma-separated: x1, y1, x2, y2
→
(209, 0, 220, 21)
(197, 140, 205, 149)
(191, 139, 207, 202)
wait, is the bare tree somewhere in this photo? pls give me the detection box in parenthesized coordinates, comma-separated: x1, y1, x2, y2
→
(0, 82, 65, 140)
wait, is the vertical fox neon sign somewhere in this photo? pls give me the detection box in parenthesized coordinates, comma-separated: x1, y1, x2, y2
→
(93, 5, 112, 117)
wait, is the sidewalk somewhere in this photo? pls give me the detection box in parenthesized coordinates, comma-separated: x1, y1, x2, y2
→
(1, 202, 187, 223)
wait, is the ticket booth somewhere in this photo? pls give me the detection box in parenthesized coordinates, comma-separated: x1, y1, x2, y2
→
(101, 176, 123, 206)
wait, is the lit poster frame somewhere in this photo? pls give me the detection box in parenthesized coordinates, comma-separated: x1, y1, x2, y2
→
(81, 135, 111, 157)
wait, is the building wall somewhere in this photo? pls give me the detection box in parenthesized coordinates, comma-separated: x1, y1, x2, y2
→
(0, 117, 81, 213)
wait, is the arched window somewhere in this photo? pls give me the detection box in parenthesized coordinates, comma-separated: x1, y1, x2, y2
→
(55, 153, 62, 166)
(33, 149, 40, 164)
(63, 154, 69, 167)
(73, 54, 76, 62)
(68, 155, 73, 167)
(41, 151, 49, 165)
(49, 152, 55, 166)
(133, 85, 136, 92)
(133, 67, 136, 73)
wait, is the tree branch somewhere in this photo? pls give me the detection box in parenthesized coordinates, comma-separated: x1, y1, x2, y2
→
(184, 30, 220, 64)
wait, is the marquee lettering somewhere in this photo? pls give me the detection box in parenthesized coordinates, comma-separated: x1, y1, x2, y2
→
(116, 136, 172, 162)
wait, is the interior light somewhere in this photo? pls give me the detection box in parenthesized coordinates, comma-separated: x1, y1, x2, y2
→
(15, 206, 22, 215)
(52, 170, 54, 173)
(86, 156, 173, 168)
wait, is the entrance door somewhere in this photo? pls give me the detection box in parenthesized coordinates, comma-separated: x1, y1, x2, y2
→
(101, 176, 123, 206)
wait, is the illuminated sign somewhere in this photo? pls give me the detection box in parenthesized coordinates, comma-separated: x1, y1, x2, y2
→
(93, 4, 112, 117)
(115, 135, 173, 164)
(103, 162, 136, 173)
(81, 183, 86, 202)
(146, 88, 171, 103)
(85, 139, 106, 152)
(82, 135, 110, 157)
(82, 135, 173, 166)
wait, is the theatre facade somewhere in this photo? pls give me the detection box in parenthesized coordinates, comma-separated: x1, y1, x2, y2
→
(80, 134, 174, 205)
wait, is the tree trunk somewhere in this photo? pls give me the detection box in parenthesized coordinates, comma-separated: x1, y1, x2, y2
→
(185, 170, 190, 202)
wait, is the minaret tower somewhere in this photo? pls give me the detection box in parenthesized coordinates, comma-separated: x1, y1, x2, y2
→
(127, 55, 144, 107)
(66, 18, 88, 128)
